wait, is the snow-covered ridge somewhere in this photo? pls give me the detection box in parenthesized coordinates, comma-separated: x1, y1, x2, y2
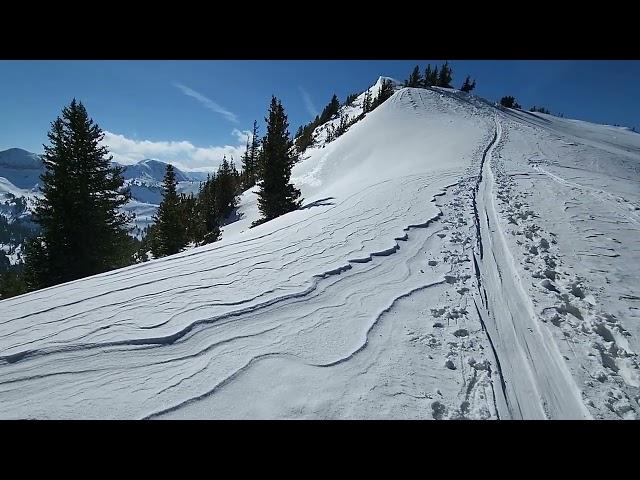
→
(1, 82, 639, 419)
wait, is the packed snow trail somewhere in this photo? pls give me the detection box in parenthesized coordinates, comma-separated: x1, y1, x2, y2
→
(475, 117, 591, 419)
(487, 111, 640, 419)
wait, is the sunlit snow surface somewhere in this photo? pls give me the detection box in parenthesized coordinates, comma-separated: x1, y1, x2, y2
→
(1, 85, 639, 419)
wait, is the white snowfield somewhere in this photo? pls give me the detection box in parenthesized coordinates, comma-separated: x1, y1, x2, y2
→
(1, 82, 639, 419)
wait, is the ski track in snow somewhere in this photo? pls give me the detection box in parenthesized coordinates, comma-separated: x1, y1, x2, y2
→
(1, 86, 639, 419)
(475, 116, 590, 419)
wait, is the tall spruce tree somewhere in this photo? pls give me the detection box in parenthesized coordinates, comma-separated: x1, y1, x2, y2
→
(362, 89, 372, 113)
(215, 156, 239, 221)
(254, 96, 302, 225)
(241, 120, 260, 189)
(430, 66, 439, 87)
(407, 65, 422, 87)
(499, 96, 520, 109)
(437, 61, 453, 88)
(460, 75, 476, 92)
(319, 94, 341, 124)
(240, 137, 251, 188)
(197, 174, 221, 245)
(371, 79, 395, 110)
(151, 164, 187, 257)
(24, 99, 132, 290)
(423, 64, 433, 87)
(248, 121, 260, 185)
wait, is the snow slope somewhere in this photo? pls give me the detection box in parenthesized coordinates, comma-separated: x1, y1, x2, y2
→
(0, 85, 638, 419)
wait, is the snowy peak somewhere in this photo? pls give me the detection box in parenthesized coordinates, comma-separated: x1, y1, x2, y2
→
(122, 159, 190, 183)
(0, 148, 43, 170)
(121, 159, 209, 184)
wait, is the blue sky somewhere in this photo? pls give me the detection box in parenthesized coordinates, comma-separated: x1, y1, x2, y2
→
(0, 60, 638, 171)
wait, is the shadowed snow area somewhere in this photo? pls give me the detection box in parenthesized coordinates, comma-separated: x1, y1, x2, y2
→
(1, 85, 639, 419)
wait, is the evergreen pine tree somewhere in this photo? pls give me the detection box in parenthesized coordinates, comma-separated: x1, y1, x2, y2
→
(499, 96, 520, 109)
(373, 79, 395, 109)
(248, 120, 260, 186)
(460, 75, 476, 92)
(254, 96, 302, 225)
(431, 66, 439, 87)
(197, 174, 221, 244)
(179, 193, 200, 245)
(344, 93, 358, 106)
(215, 156, 239, 221)
(240, 136, 251, 189)
(423, 65, 433, 87)
(362, 90, 372, 113)
(151, 164, 187, 257)
(0, 269, 27, 299)
(334, 113, 350, 138)
(319, 94, 341, 124)
(408, 65, 422, 87)
(438, 61, 453, 88)
(24, 99, 132, 290)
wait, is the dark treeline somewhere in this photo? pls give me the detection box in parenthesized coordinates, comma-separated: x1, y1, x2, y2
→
(529, 106, 551, 114)
(499, 96, 522, 109)
(403, 62, 470, 91)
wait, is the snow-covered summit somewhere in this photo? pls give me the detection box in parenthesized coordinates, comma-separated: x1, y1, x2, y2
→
(0, 148, 42, 170)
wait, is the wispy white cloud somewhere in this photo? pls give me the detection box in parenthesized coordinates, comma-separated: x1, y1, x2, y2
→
(298, 86, 318, 118)
(101, 130, 249, 172)
(232, 128, 252, 145)
(174, 82, 239, 124)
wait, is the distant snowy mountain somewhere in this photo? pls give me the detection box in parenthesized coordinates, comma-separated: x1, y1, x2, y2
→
(0, 149, 210, 264)
(0, 148, 42, 170)
(0, 148, 43, 191)
(121, 158, 209, 183)
(0, 149, 208, 190)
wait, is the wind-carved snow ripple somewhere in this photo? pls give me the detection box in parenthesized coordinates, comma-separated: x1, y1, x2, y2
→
(0, 170, 463, 419)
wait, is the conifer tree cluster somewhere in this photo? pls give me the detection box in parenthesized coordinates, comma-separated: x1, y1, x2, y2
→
(373, 79, 394, 108)
(405, 65, 423, 87)
(326, 112, 361, 142)
(404, 62, 458, 89)
(24, 99, 135, 290)
(344, 93, 359, 106)
(529, 106, 551, 114)
(460, 75, 477, 92)
(362, 89, 373, 114)
(294, 79, 399, 157)
(240, 120, 260, 190)
(499, 96, 521, 109)
(146, 157, 241, 260)
(0, 267, 27, 299)
(294, 93, 344, 152)
(148, 164, 188, 258)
